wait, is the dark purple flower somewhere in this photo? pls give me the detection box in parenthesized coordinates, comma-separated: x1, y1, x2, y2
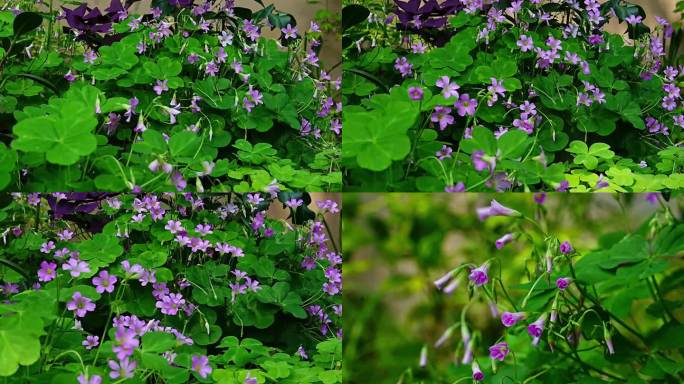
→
(556, 277, 570, 291)
(468, 263, 489, 286)
(559, 241, 573, 254)
(489, 342, 509, 361)
(472, 362, 484, 381)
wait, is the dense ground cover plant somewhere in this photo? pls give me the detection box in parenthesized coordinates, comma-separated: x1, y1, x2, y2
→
(344, 193, 684, 383)
(342, 0, 684, 192)
(0, 192, 342, 383)
(0, 0, 341, 192)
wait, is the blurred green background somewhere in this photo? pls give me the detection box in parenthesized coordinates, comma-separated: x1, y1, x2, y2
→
(343, 193, 684, 384)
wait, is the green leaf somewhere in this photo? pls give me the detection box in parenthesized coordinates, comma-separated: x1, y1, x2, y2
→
(12, 101, 98, 165)
(344, 100, 418, 171)
(497, 130, 530, 159)
(342, 4, 369, 30)
(13, 12, 42, 36)
(169, 131, 201, 159)
(75, 233, 123, 267)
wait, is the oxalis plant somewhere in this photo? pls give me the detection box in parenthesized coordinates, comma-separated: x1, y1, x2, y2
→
(0, 0, 341, 192)
(0, 192, 342, 383)
(400, 194, 684, 383)
(342, 0, 684, 192)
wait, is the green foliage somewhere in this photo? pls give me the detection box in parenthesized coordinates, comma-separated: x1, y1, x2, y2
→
(0, 1, 340, 192)
(342, 0, 683, 191)
(344, 193, 684, 384)
(0, 193, 342, 383)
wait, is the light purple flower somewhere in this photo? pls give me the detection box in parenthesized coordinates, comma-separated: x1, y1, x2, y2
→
(501, 312, 525, 327)
(495, 233, 514, 249)
(476, 200, 520, 221)
(77, 374, 102, 384)
(67, 292, 96, 318)
(517, 34, 534, 52)
(296, 345, 308, 359)
(37, 261, 57, 282)
(436, 145, 453, 160)
(436, 76, 460, 98)
(92, 270, 117, 294)
(431, 106, 454, 130)
(153, 80, 168, 95)
(62, 257, 91, 277)
(108, 359, 136, 379)
(41, 241, 55, 254)
(455, 94, 478, 116)
(83, 335, 100, 350)
(191, 355, 212, 378)
(282, 24, 298, 39)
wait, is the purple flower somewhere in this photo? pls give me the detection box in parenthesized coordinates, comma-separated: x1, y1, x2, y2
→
(559, 241, 573, 254)
(556, 277, 571, 291)
(625, 15, 643, 25)
(37, 261, 57, 282)
(63, 257, 91, 277)
(486, 78, 506, 106)
(244, 372, 258, 384)
(517, 34, 534, 52)
(296, 345, 308, 360)
(41, 240, 56, 253)
(472, 362, 484, 381)
(153, 80, 168, 95)
(77, 374, 102, 384)
(191, 355, 212, 378)
(282, 24, 298, 39)
(471, 150, 494, 173)
(528, 314, 546, 345)
(394, 57, 413, 77)
(408, 86, 424, 100)
(489, 342, 509, 361)
(445, 182, 466, 192)
(454, 94, 478, 116)
(533, 192, 546, 204)
(156, 293, 185, 315)
(67, 292, 96, 318)
(108, 359, 136, 379)
(495, 233, 514, 249)
(501, 312, 525, 327)
(419, 346, 427, 368)
(436, 76, 460, 98)
(436, 145, 453, 160)
(92, 270, 117, 294)
(83, 335, 100, 350)
(431, 106, 454, 130)
(476, 200, 520, 221)
(468, 263, 489, 286)
(434, 270, 454, 290)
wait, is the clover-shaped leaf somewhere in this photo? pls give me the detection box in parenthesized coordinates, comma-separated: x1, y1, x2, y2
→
(567, 141, 614, 170)
(343, 101, 418, 171)
(12, 101, 98, 165)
